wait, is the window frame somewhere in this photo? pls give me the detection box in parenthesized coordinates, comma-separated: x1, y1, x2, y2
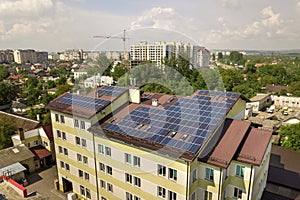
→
(233, 187, 243, 199)
(158, 164, 166, 176)
(157, 186, 166, 198)
(168, 168, 177, 181)
(134, 176, 141, 187)
(205, 168, 214, 182)
(235, 165, 245, 178)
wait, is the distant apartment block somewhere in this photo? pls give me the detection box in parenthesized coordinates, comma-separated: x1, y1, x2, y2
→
(0, 49, 14, 64)
(130, 42, 210, 68)
(46, 86, 272, 200)
(271, 95, 300, 108)
(13, 49, 48, 64)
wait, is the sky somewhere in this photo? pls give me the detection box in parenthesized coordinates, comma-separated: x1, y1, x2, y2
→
(0, 0, 300, 52)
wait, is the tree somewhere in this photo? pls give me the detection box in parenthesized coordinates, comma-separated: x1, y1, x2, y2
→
(0, 65, 9, 80)
(0, 115, 16, 149)
(111, 63, 129, 80)
(0, 82, 17, 105)
(279, 123, 300, 152)
(46, 80, 56, 89)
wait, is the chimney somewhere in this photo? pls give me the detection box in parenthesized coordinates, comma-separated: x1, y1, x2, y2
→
(152, 98, 158, 107)
(18, 128, 25, 141)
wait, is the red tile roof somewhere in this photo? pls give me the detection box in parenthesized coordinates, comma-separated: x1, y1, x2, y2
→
(237, 128, 272, 165)
(42, 124, 53, 141)
(30, 145, 52, 160)
(207, 120, 251, 168)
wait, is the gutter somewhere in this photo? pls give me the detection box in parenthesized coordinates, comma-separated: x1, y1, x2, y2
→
(218, 167, 222, 200)
(186, 161, 190, 200)
(247, 165, 253, 200)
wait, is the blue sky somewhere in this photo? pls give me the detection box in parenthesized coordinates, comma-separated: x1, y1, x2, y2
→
(0, 0, 300, 51)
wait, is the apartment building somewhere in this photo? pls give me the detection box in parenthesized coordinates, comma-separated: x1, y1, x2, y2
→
(130, 42, 210, 68)
(46, 86, 272, 200)
(13, 49, 48, 64)
(0, 49, 14, 64)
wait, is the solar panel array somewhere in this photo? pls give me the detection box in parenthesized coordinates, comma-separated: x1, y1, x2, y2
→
(97, 86, 128, 97)
(57, 93, 111, 111)
(104, 90, 240, 154)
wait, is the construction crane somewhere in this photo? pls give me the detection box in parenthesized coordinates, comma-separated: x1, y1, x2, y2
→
(93, 29, 129, 60)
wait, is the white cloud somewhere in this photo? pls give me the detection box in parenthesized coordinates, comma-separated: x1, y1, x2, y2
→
(261, 6, 281, 27)
(0, 0, 54, 17)
(204, 6, 287, 46)
(131, 7, 194, 31)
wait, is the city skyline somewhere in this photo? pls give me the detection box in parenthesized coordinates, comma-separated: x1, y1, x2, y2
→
(0, 0, 300, 52)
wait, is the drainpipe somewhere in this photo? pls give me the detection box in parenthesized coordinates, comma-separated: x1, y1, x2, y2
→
(186, 161, 190, 200)
(247, 165, 253, 200)
(218, 168, 222, 200)
(92, 132, 100, 200)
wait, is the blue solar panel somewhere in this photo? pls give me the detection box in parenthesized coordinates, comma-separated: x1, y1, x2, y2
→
(102, 90, 240, 154)
(97, 86, 128, 97)
(57, 93, 110, 111)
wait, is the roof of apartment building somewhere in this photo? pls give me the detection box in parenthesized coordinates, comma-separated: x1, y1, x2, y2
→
(250, 93, 271, 102)
(0, 111, 40, 132)
(0, 144, 34, 168)
(46, 85, 128, 119)
(207, 119, 272, 168)
(89, 89, 243, 161)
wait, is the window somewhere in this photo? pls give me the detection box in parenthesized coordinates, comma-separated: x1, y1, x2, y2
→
(158, 186, 166, 198)
(58, 146, 62, 153)
(168, 190, 177, 200)
(191, 192, 196, 200)
(158, 164, 166, 176)
(82, 139, 87, 147)
(126, 192, 133, 200)
(125, 173, 132, 183)
(125, 153, 132, 164)
(55, 114, 59, 122)
(74, 119, 79, 128)
(84, 172, 89, 181)
(234, 187, 242, 199)
(60, 115, 65, 123)
(133, 156, 140, 167)
(43, 141, 48, 146)
(134, 196, 141, 200)
(205, 168, 214, 182)
(98, 144, 104, 154)
(65, 163, 70, 171)
(79, 170, 83, 178)
(107, 183, 113, 192)
(204, 191, 212, 200)
(63, 148, 68, 156)
(101, 197, 107, 200)
(236, 165, 245, 178)
(168, 168, 177, 181)
(100, 180, 106, 189)
(106, 166, 112, 175)
(134, 177, 141, 187)
(105, 147, 111, 156)
(60, 161, 65, 168)
(192, 169, 197, 182)
(62, 132, 66, 140)
(86, 188, 91, 199)
(80, 185, 85, 196)
(83, 156, 88, 164)
(99, 163, 105, 172)
(80, 121, 86, 130)
(57, 130, 61, 138)
(76, 137, 80, 145)
(77, 154, 82, 161)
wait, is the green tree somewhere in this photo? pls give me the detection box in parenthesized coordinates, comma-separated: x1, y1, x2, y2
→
(0, 116, 16, 149)
(46, 80, 56, 89)
(111, 64, 129, 80)
(0, 82, 17, 105)
(279, 123, 300, 152)
(0, 65, 9, 80)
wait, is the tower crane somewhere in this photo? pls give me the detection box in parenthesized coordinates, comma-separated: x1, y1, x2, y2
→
(93, 29, 129, 60)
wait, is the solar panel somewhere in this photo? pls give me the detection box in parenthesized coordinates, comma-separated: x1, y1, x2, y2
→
(97, 86, 128, 97)
(57, 93, 111, 111)
(102, 90, 240, 154)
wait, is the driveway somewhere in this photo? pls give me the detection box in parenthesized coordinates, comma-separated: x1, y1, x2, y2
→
(26, 165, 67, 200)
